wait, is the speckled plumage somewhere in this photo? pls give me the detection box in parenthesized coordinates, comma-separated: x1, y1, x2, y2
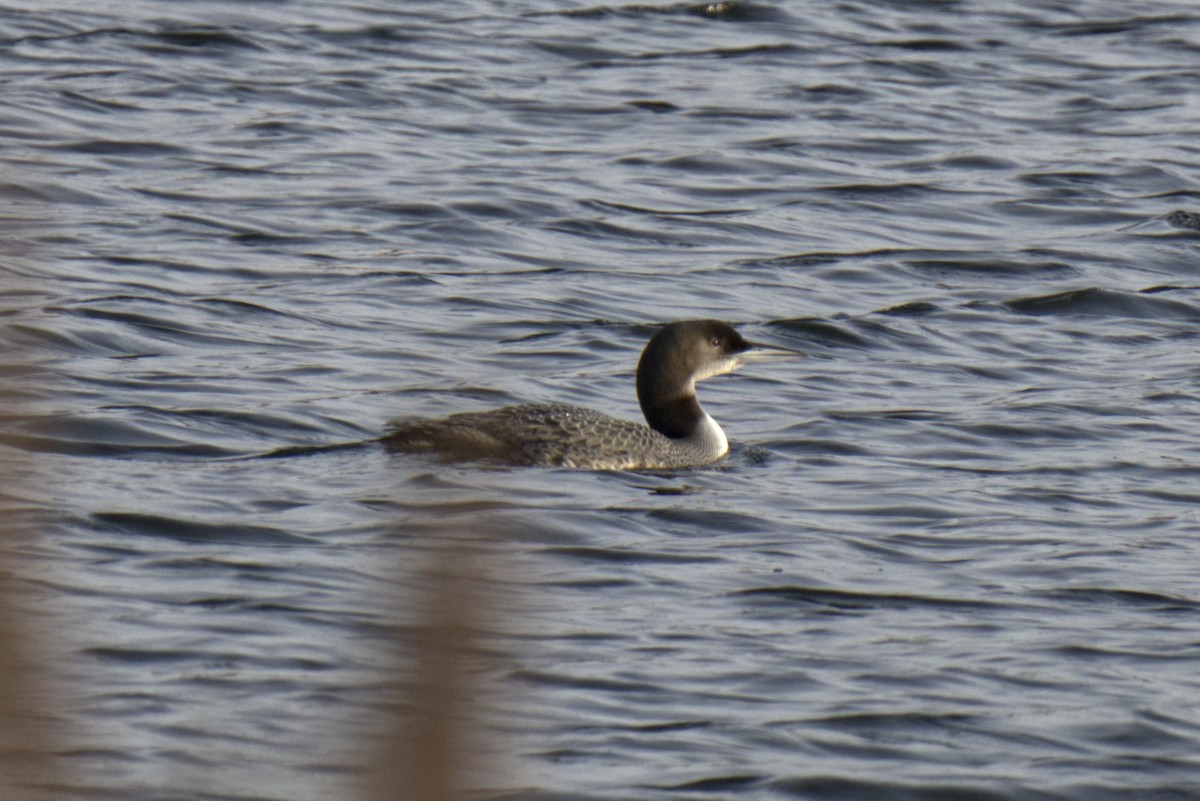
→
(384, 402, 719, 470)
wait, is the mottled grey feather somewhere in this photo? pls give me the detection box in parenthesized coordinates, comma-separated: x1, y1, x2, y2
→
(384, 403, 713, 470)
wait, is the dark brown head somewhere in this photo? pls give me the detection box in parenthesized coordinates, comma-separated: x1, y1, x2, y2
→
(635, 320, 751, 438)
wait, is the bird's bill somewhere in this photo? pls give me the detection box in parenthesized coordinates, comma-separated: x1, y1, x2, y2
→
(739, 342, 805, 363)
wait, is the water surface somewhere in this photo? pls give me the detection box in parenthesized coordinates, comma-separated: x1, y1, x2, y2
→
(3, 1, 1200, 799)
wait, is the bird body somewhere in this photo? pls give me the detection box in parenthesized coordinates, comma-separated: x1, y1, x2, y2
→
(383, 320, 798, 470)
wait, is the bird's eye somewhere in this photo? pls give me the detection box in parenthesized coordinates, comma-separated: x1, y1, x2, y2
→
(709, 337, 721, 348)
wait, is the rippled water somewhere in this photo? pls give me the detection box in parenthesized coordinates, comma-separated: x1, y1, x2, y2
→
(4, 0, 1200, 799)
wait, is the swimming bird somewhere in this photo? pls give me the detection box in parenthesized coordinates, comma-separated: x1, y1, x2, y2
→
(383, 319, 800, 470)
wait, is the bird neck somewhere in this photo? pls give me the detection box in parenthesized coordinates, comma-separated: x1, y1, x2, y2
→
(641, 392, 704, 439)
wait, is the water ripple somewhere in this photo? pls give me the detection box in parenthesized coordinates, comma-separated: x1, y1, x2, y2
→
(6, 0, 1200, 798)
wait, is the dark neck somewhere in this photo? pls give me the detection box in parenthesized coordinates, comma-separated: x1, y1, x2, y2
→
(636, 327, 704, 439)
(640, 393, 703, 439)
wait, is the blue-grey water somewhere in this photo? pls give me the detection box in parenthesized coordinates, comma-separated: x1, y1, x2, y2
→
(3, 1, 1200, 799)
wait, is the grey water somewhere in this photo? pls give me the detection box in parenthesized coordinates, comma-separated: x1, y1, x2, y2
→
(3, 0, 1200, 798)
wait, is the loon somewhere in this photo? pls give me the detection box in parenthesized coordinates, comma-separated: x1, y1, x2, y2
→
(382, 319, 800, 470)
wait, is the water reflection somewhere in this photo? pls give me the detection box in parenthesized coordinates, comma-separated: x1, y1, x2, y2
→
(0, 180, 67, 801)
(367, 531, 506, 801)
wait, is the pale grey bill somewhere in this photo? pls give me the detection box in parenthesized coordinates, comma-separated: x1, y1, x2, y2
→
(740, 342, 806, 363)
